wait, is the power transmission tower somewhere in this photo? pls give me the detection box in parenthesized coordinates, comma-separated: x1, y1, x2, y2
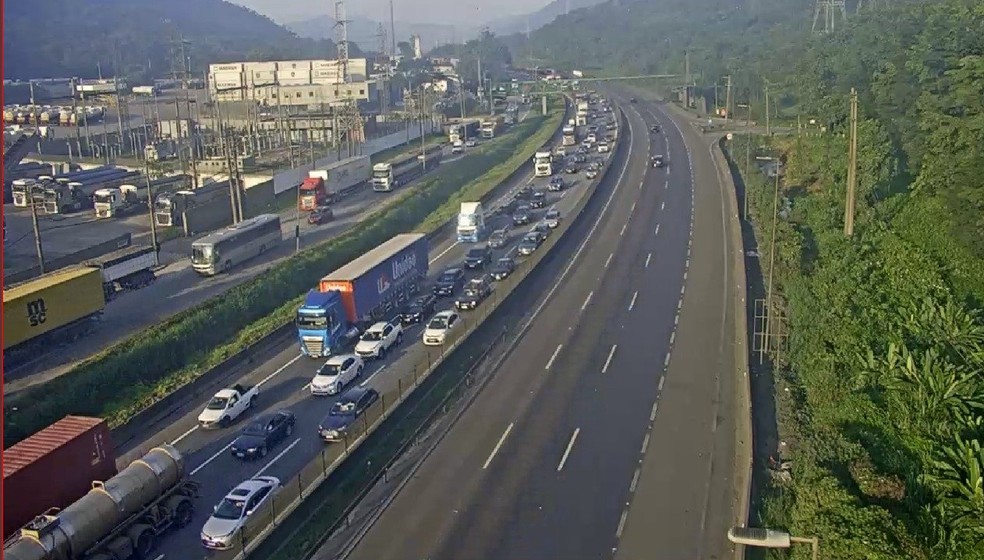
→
(334, 0, 364, 156)
(377, 23, 389, 118)
(844, 87, 858, 237)
(112, 43, 131, 157)
(812, 0, 847, 34)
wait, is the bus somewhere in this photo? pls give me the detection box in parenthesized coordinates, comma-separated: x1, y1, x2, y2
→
(190, 214, 282, 275)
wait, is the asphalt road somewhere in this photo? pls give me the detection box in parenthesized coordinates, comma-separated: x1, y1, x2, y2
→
(3, 112, 517, 394)
(338, 94, 737, 560)
(120, 106, 617, 560)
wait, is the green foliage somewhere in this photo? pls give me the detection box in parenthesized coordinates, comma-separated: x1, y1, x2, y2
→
(2, 107, 558, 448)
(3, 0, 341, 80)
(431, 30, 513, 86)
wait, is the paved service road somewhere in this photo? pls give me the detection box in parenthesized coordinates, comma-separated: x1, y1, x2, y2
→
(120, 103, 613, 560)
(341, 94, 737, 560)
(4, 111, 524, 394)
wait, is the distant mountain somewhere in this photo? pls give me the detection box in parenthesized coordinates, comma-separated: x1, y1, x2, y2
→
(287, 15, 474, 54)
(3, 0, 336, 80)
(485, 0, 609, 36)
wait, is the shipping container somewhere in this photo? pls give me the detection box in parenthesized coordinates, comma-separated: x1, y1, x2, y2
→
(3, 416, 117, 539)
(276, 70, 311, 82)
(250, 70, 277, 83)
(212, 71, 244, 85)
(311, 59, 340, 70)
(312, 68, 341, 79)
(320, 233, 429, 323)
(209, 63, 244, 73)
(3, 266, 107, 350)
(245, 61, 279, 72)
(279, 60, 313, 71)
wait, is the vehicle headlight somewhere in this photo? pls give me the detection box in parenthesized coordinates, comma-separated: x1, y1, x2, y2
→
(248, 447, 258, 453)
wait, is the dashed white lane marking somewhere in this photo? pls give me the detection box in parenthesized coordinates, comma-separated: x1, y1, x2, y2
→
(545, 344, 563, 370)
(645, 253, 652, 268)
(556, 428, 581, 472)
(359, 365, 387, 387)
(581, 291, 594, 311)
(605, 253, 614, 268)
(620, 223, 627, 236)
(659, 376, 665, 391)
(483, 423, 514, 470)
(252, 438, 301, 478)
(654, 224, 660, 236)
(628, 291, 638, 311)
(602, 344, 618, 374)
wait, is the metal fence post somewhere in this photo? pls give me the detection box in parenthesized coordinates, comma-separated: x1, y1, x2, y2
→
(297, 474, 304, 499)
(321, 448, 328, 473)
(398, 377, 403, 397)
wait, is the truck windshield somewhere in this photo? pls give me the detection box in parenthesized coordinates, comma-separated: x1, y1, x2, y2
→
(296, 312, 329, 329)
(94, 193, 113, 204)
(155, 199, 172, 211)
(191, 245, 213, 265)
(213, 498, 247, 520)
(206, 396, 229, 410)
(372, 169, 390, 179)
(458, 215, 477, 227)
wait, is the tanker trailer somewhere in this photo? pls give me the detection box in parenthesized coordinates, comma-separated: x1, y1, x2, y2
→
(3, 445, 200, 560)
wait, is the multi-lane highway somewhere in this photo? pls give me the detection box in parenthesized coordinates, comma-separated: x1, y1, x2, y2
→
(5, 110, 522, 393)
(331, 93, 739, 559)
(116, 102, 616, 559)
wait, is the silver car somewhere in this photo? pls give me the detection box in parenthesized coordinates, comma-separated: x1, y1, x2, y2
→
(202, 476, 281, 550)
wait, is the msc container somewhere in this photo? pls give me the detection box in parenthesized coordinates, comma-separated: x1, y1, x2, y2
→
(2, 267, 107, 350)
(320, 233, 429, 323)
(3, 416, 117, 539)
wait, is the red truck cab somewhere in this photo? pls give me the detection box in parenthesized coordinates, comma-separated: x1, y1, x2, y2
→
(298, 177, 331, 211)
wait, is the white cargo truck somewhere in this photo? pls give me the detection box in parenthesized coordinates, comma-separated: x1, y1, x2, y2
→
(456, 202, 486, 243)
(533, 151, 554, 178)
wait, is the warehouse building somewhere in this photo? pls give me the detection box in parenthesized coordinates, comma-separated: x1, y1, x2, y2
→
(208, 59, 371, 105)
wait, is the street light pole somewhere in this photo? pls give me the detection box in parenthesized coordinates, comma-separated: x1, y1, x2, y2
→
(756, 155, 781, 356)
(143, 159, 161, 265)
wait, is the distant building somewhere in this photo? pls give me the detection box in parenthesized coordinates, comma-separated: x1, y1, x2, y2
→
(208, 58, 370, 104)
(431, 79, 449, 93)
(411, 35, 422, 60)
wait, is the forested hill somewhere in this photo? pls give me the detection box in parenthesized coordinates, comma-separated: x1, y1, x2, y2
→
(521, 1, 984, 559)
(3, 0, 336, 80)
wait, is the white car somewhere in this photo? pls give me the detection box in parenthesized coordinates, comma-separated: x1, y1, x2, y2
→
(311, 354, 364, 396)
(465, 139, 477, 148)
(354, 320, 403, 359)
(544, 209, 562, 229)
(597, 142, 610, 153)
(197, 384, 258, 429)
(422, 310, 460, 346)
(201, 476, 281, 550)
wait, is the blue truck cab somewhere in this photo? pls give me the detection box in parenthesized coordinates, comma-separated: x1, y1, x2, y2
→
(297, 233, 429, 358)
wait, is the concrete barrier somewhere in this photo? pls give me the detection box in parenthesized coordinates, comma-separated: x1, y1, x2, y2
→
(4, 233, 132, 284)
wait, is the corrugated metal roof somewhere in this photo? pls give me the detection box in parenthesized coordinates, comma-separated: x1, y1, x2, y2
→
(3, 266, 100, 302)
(3, 416, 105, 477)
(323, 233, 425, 282)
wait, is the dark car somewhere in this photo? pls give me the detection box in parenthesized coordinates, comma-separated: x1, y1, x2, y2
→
(433, 267, 465, 296)
(530, 192, 547, 209)
(652, 155, 665, 168)
(490, 257, 516, 281)
(533, 221, 552, 239)
(575, 154, 587, 163)
(401, 294, 437, 325)
(516, 185, 535, 200)
(308, 205, 333, 225)
(651, 124, 661, 133)
(464, 246, 493, 269)
(548, 177, 565, 192)
(517, 232, 544, 256)
(512, 205, 532, 226)
(455, 276, 493, 311)
(565, 166, 579, 175)
(230, 410, 296, 460)
(318, 386, 380, 442)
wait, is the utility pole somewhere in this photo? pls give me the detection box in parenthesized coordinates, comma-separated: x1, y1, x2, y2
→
(764, 84, 771, 136)
(844, 87, 858, 237)
(765, 161, 781, 355)
(81, 88, 93, 156)
(389, 0, 397, 59)
(143, 159, 161, 265)
(419, 85, 427, 172)
(71, 77, 83, 152)
(30, 193, 46, 274)
(724, 75, 733, 123)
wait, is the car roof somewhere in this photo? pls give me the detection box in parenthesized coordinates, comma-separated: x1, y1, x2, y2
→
(434, 309, 456, 318)
(497, 257, 514, 263)
(468, 277, 485, 284)
(228, 478, 275, 497)
(325, 353, 357, 365)
(340, 385, 375, 401)
(366, 321, 390, 330)
(546, 209, 560, 215)
(442, 267, 462, 274)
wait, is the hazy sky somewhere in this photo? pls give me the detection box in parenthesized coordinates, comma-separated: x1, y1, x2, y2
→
(233, 0, 552, 26)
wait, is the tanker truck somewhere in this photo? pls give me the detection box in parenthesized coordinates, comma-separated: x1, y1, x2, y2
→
(3, 444, 200, 560)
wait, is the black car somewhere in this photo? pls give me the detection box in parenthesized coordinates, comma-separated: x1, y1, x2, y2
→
(464, 246, 493, 269)
(433, 267, 465, 296)
(490, 257, 516, 281)
(308, 205, 333, 225)
(530, 192, 547, 209)
(512, 205, 532, 226)
(651, 124, 661, 133)
(516, 185, 535, 200)
(548, 177, 565, 192)
(401, 294, 437, 325)
(318, 387, 380, 442)
(517, 232, 544, 256)
(652, 155, 665, 168)
(230, 410, 296, 460)
(533, 221, 552, 239)
(565, 166, 578, 174)
(455, 276, 494, 311)
(488, 228, 509, 249)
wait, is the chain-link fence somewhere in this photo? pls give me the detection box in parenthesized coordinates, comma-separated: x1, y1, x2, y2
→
(207, 103, 628, 560)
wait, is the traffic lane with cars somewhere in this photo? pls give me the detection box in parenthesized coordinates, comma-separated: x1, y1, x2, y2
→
(613, 100, 738, 559)
(426, 100, 696, 560)
(344, 101, 648, 560)
(142, 143, 602, 557)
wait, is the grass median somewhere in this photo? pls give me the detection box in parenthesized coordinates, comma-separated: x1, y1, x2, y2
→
(3, 99, 562, 447)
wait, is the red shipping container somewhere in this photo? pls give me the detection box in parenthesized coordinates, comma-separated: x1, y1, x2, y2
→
(3, 416, 117, 539)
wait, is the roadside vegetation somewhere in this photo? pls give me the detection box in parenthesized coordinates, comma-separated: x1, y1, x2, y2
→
(522, 0, 984, 557)
(3, 99, 561, 448)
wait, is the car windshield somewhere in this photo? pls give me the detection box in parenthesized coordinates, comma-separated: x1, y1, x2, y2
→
(243, 421, 268, 436)
(362, 331, 383, 341)
(547, 211, 559, 219)
(429, 316, 450, 329)
(318, 363, 340, 376)
(213, 498, 247, 520)
(498, 259, 512, 266)
(467, 249, 485, 258)
(206, 396, 229, 410)
(439, 271, 457, 282)
(330, 401, 358, 416)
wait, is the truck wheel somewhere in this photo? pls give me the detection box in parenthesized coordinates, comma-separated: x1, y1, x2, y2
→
(174, 500, 194, 527)
(259, 446, 268, 458)
(134, 531, 155, 558)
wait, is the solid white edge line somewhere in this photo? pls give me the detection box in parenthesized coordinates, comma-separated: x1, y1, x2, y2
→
(252, 437, 302, 478)
(483, 423, 514, 470)
(359, 365, 387, 387)
(171, 425, 198, 445)
(581, 291, 594, 311)
(602, 344, 618, 374)
(545, 344, 563, 370)
(556, 428, 581, 472)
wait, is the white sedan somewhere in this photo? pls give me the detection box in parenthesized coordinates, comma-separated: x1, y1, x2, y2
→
(310, 354, 364, 396)
(422, 310, 461, 346)
(201, 476, 281, 550)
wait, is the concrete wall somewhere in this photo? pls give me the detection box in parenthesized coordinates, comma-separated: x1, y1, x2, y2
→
(180, 179, 276, 236)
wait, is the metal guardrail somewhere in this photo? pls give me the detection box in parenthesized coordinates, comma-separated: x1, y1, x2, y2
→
(209, 102, 621, 560)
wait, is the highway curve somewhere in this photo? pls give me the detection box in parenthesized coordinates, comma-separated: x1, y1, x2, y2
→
(335, 93, 739, 560)
(114, 100, 616, 560)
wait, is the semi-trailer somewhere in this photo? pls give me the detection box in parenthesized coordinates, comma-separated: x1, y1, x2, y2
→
(3, 417, 118, 540)
(447, 120, 480, 143)
(296, 233, 428, 358)
(480, 115, 506, 139)
(299, 155, 371, 211)
(3, 445, 200, 560)
(83, 245, 158, 300)
(562, 124, 577, 146)
(371, 150, 443, 192)
(153, 181, 230, 227)
(42, 169, 140, 214)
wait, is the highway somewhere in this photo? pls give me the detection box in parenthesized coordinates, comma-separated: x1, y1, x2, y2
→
(121, 102, 615, 559)
(334, 93, 738, 559)
(4, 110, 521, 394)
